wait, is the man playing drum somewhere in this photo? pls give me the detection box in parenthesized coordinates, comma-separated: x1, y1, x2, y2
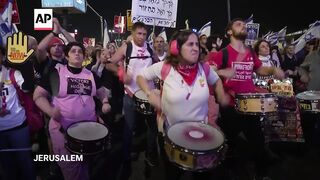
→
(109, 22, 159, 168)
(207, 18, 284, 180)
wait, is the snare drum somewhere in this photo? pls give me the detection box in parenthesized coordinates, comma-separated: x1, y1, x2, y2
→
(134, 90, 154, 115)
(164, 121, 227, 171)
(235, 93, 278, 115)
(65, 121, 109, 155)
(296, 91, 320, 114)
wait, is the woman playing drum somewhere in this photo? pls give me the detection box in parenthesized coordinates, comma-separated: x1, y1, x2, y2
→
(137, 30, 229, 179)
(33, 42, 111, 180)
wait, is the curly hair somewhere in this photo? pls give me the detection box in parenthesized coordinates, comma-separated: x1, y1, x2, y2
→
(254, 39, 271, 55)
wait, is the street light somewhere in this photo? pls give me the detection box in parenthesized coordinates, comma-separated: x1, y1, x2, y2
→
(227, 0, 231, 22)
(87, 2, 104, 42)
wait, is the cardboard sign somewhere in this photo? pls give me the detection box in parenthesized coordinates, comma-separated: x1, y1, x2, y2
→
(131, 0, 178, 28)
(245, 23, 260, 46)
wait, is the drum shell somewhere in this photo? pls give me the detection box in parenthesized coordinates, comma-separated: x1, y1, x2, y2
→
(235, 93, 278, 115)
(296, 98, 320, 114)
(296, 91, 320, 114)
(65, 122, 110, 155)
(134, 90, 155, 115)
(164, 123, 227, 172)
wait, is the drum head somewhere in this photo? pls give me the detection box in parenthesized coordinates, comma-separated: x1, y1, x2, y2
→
(135, 90, 148, 100)
(296, 91, 320, 100)
(167, 122, 224, 151)
(67, 121, 108, 141)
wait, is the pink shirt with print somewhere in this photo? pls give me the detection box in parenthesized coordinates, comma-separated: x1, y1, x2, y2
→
(207, 45, 262, 106)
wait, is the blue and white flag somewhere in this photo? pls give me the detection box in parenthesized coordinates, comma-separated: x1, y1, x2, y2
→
(277, 26, 287, 42)
(0, 0, 13, 46)
(0, 0, 13, 29)
(158, 27, 167, 43)
(266, 32, 278, 45)
(265, 27, 286, 46)
(11, 23, 17, 33)
(103, 19, 110, 48)
(147, 29, 155, 47)
(293, 21, 320, 53)
(245, 14, 253, 24)
(263, 31, 272, 39)
(199, 21, 211, 37)
(0, 16, 11, 46)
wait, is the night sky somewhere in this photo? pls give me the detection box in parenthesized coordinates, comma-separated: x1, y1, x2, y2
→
(17, 0, 318, 42)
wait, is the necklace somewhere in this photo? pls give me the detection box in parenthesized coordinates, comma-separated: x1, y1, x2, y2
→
(174, 67, 203, 100)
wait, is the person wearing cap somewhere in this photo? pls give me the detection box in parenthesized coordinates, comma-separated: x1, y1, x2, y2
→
(35, 17, 76, 82)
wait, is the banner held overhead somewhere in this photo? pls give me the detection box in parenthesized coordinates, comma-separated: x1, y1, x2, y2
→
(131, 0, 178, 28)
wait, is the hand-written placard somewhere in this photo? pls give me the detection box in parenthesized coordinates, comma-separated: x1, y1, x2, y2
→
(132, 16, 176, 28)
(132, 0, 178, 28)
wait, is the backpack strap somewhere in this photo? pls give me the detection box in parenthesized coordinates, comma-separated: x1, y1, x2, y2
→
(9, 69, 19, 90)
(125, 42, 155, 72)
(221, 47, 228, 69)
(249, 47, 256, 59)
(201, 62, 210, 78)
(9, 68, 24, 104)
(160, 62, 171, 81)
(125, 42, 133, 72)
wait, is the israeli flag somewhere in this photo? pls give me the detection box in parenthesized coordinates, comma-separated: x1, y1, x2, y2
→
(245, 14, 253, 24)
(0, 0, 13, 46)
(263, 31, 272, 39)
(158, 27, 167, 43)
(265, 27, 286, 46)
(293, 21, 320, 53)
(147, 29, 155, 47)
(0, 16, 11, 46)
(103, 19, 110, 48)
(199, 21, 211, 37)
(277, 26, 287, 42)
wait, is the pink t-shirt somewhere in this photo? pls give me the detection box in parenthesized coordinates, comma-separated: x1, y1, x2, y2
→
(52, 64, 97, 129)
(208, 45, 262, 106)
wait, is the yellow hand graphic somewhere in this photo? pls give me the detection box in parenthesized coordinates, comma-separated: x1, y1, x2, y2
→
(6, 32, 34, 64)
